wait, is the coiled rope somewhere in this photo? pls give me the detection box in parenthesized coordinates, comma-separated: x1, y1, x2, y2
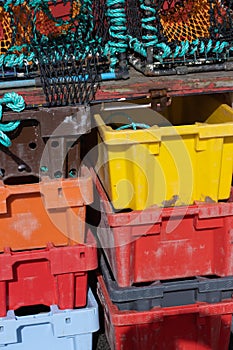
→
(0, 92, 24, 147)
(128, 0, 233, 62)
(106, 0, 128, 70)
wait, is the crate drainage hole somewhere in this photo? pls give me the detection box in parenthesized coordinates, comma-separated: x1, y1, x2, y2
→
(4, 175, 40, 185)
(28, 142, 37, 150)
(69, 168, 77, 177)
(51, 141, 59, 148)
(54, 171, 62, 178)
(40, 166, 48, 173)
(15, 304, 50, 317)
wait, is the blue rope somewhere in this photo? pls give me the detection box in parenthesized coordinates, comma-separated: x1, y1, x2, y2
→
(128, 36, 147, 57)
(140, 1, 158, 49)
(155, 42, 171, 60)
(189, 39, 199, 55)
(206, 39, 213, 54)
(116, 122, 150, 130)
(107, 0, 128, 70)
(173, 41, 189, 58)
(0, 92, 25, 147)
(128, 0, 157, 58)
(106, 113, 150, 130)
(4, 0, 25, 9)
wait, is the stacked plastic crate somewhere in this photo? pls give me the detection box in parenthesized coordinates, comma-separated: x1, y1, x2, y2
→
(0, 0, 135, 347)
(0, 95, 99, 348)
(91, 93, 233, 349)
(0, 0, 137, 344)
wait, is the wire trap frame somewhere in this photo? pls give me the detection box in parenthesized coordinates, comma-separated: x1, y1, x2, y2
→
(1, 0, 129, 105)
(127, 0, 233, 76)
(0, 0, 38, 79)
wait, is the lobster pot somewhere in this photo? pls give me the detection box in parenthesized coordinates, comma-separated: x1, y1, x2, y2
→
(127, 0, 233, 75)
(0, 1, 37, 77)
(1, 0, 127, 103)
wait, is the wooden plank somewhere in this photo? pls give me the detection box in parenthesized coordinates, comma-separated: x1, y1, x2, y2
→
(96, 69, 233, 100)
(1, 69, 233, 106)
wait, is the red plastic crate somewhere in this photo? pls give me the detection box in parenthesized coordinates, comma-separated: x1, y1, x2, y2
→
(97, 274, 233, 350)
(91, 168, 233, 287)
(0, 166, 93, 251)
(0, 229, 97, 317)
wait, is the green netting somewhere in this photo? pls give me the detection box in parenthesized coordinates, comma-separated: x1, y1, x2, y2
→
(0, 0, 128, 81)
(127, 0, 233, 74)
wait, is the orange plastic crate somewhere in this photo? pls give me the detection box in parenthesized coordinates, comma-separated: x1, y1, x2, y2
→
(0, 166, 93, 251)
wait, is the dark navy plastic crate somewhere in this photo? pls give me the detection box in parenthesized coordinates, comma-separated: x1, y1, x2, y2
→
(100, 254, 233, 311)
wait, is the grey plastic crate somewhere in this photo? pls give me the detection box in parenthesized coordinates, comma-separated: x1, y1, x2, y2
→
(100, 254, 233, 311)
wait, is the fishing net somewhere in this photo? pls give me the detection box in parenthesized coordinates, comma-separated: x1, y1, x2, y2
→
(30, 0, 108, 105)
(0, 0, 128, 105)
(128, 0, 233, 74)
(0, 2, 35, 75)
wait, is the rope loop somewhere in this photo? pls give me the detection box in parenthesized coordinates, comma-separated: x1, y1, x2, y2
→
(0, 92, 25, 147)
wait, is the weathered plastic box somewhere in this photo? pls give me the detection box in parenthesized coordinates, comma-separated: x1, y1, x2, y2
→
(94, 101, 233, 210)
(100, 254, 233, 311)
(0, 166, 93, 250)
(0, 230, 97, 316)
(92, 168, 233, 286)
(0, 289, 99, 350)
(97, 274, 233, 350)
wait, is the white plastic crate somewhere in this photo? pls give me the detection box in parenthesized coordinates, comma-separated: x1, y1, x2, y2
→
(0, 289, 99, 350)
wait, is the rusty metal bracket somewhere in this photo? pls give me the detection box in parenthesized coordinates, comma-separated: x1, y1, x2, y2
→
(149, 88, 172, 111)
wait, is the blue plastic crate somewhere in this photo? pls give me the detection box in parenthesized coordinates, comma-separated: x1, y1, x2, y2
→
(0, 289, 99, 350)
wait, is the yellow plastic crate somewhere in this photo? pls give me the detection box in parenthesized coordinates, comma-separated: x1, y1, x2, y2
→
(94, 99, 233, 210)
